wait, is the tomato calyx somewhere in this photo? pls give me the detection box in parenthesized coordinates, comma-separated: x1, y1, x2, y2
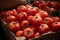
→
(27, 31, 30, 35)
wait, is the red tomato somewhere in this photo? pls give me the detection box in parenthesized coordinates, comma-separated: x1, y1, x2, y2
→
(28, 15, 34, 24)
(17, 12, 27, 21)
(6, 15, 16, 23)
(32, 15, 43, 26)
(1, 10, 8, 17)
(15, 31, 23, 37)
(33, 1, 40, 7)
(23, 28, 34, 39)
(35, 32, 40, 38)
(52, 22, 60, 32)
(7, 9, 17, 16)
(26, 4, 32, 8)
(43, 17, 53, 26)
(21, 20, 29, 30)
(17, 5, 26, 13)
(30, 25, 37, 33)
(8, 22, 20, 33)
(30, 7, 37, 15)
(37, 11, 48, 18)
(52, 17, 59, 22)
(38, 24, 51, 34)
(39, 3, 46, 9)
(47, 2, 55, 8)
(26, 7, 37, 15)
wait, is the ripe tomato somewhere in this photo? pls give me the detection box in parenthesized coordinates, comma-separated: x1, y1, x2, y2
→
(17, 12, 27, 21)
(17, 5, 26, 13)
(39, 3, 46, 9)
(38, 24, 51, 34)
(7, 9, 17, 16)
(30, 25, 37, 33)
(37, 11, 48, 18)
(21, 20, 29, 30)
(8, 22, 20, 33)
(35, 32, 40, 38)
(26, 7, 37, 15)
(6, 15, 16, 23)
(23, 28, 34, 39)
(1, 10, 8, 18)
(47, 2, 55, 8)
(52, 22, 60, 32)
(26, 4, 32, 8)
(52, 17, 59, 22)
(28, 15, 34, 25)
(43, 17, 53, 26)
(33, 1, 40, 7)
(32, 15, 43, 26)
(15, 31, 23, 37)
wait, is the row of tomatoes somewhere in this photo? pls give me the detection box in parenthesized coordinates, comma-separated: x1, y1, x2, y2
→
(33, 1, 60, 11)
(1, 4, 60, 39)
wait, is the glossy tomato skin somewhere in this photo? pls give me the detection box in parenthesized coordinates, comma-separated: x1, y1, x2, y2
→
(6, 15, 16, 23)
(30, 7, 38, 16)
(37, 11, 48, 19)
(30, 25, 37, 33)
(17, 12, 27, 21)
(52, 22, 60, 32)
(8, 22, 20, 33)
(15, 31, 23, 37)
(28, 15, 34, 24)
(23, 28, 34, 39)
(6, 9, 17, 16)
(17, 5, 26, 13)
(21, 20, 29, 30)
(26, 4, 32, 8)
(38, 24, 51, 34)
(43, 17, 53, 26)
(32, 15, 43, 26)
(1, 9, 17, 18)
(34, 1, 40, 7)
(35, 32, 40, 38)
(52, 17, 60, 22)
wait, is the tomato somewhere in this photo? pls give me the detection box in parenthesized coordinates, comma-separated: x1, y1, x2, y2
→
(23, 28, 34, 39)
(17, 12, 27, 21)
(33, 1, 40, 7)
(32, 15, 43, 26)
(38, 24, 51, 34)
(26, 7, 37, 15)
(35, 32, 40, 38)
(52, 22, 60, 32)
(15, 31, 23, 37)
(30, 7, 38, 15)
(37, 11, 48, 18)
(43, 17, 53, 26)
(28, 15, 34, 24)
(7, 9, 17, 16)
(6, 15, 16, 23)
(39, 3, 46, 9)
(8, 22, 20, 33)
(17, 5, 26, 13)
(1, 10, 8, 18)
(47, 2, 55, 8)
(26, 4, 32, 8)
(30, 25, 37, 33)
(52, 17, 59, 22)
(21, 20, 29, 30)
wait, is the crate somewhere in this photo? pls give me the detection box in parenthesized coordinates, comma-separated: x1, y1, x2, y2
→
(0, 0, 60, 40)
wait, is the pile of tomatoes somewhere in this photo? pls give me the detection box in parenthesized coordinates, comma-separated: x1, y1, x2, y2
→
(33, 1, 60, 11)
(0, 1, 60, 40)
